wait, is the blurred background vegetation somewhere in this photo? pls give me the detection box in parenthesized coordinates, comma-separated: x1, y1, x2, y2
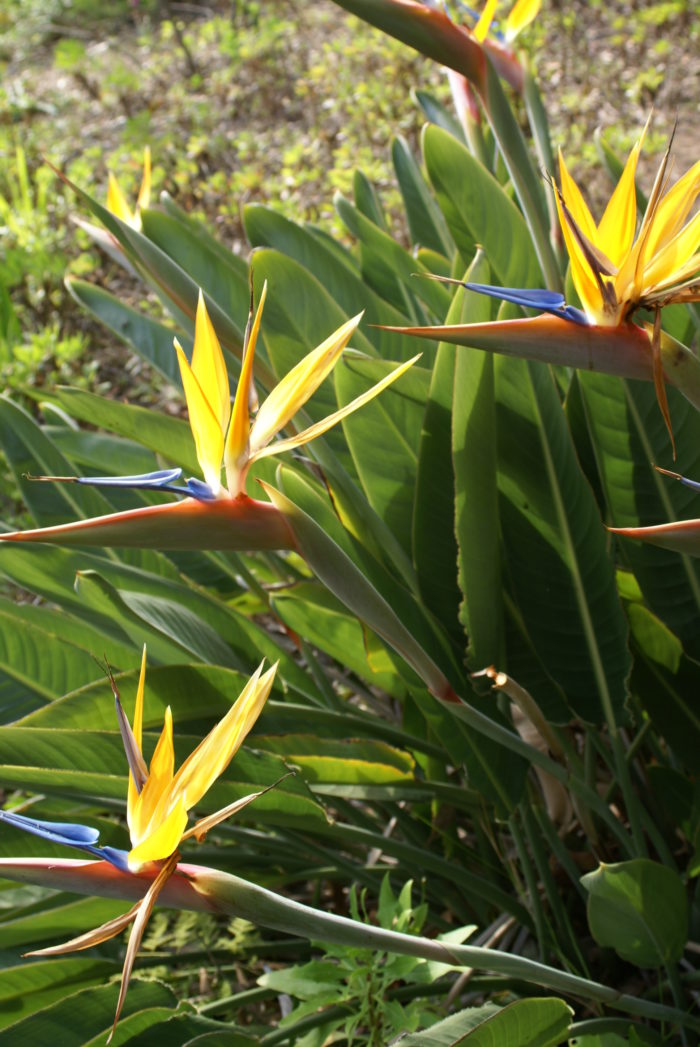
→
(1, 0, 697, 411)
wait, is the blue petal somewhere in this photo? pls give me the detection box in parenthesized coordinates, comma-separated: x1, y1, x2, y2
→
(0, 810, 101, 847)
(76, 468, 184, 489)
(179, 477, 217, 501)
(91, 846, 132, 872)
(672, 474, 700, 494)
(463, 282, 590, 326)
(74, 469, 217, 503)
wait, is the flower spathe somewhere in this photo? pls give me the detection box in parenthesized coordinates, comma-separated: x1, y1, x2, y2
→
(106, 146, 151, 230)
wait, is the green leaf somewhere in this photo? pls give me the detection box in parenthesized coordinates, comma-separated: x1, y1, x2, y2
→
(0, 395, 113, 527)
(398, 998, 573, 1046)
(42, 387, 199, 474)
(336, 355, 430, 559)
(0, 958, 118, 1030)
(60, 173, 248, 360)
(414, 88, 467, 144)
(423, 123, 540, 286)
(626, 603, 681, 674)
(45, 426, 156, 480)
(123, 1014, 259, 1046)
(266, 477, 454, 696)
(577, 372, 700, 659)
(270, 581, 405, 699)
(451, 258, 503, 667)
(0, 597, 103, 722)
(66, 279, 184, 387)
(0, 979, 177, 1047)
(582, 860, 689, 968)
(0, 895, 130, 950)
(140, 207, 249, 348)
(335, 192, 450, 319)
(630, 650, 700, 771)
(259, 960, 345, 1000)
(413, 328, 462, 640)
(73, 570, 240, 667)
(392, 134, 454, 256)
(244, 203, 418, 360)
(274, 464, 438, 658)
(495, 358, 631, 723)
(353, 169, 388, 229)
(259, 733, 415, 784)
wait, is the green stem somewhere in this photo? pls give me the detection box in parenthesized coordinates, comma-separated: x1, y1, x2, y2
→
(445, 697, 635, 855)
(510, 815, 547, 961)
(190, 867, 700, 1033)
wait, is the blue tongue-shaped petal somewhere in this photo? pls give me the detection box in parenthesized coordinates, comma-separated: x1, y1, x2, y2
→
(0, 810, 101, 847)
(464, 282, 589, 325)
(26, 468, 218, 503)
(73, 468, 184, 489)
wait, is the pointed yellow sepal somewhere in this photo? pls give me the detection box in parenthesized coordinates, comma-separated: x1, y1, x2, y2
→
(175, 288, 418, 499)
(473, 0, 498, 42)
(225, 281, 268, 493)
(122, 652, 277, 870)
(174, 289, 232, 496)
(504, 0, 540, 40)
(249, 312, 363, 455)
(106, 173, 133, 225)
(126, 646, 147, 834)
(105, 147, 152, 230)
(556, 122, 700, 327)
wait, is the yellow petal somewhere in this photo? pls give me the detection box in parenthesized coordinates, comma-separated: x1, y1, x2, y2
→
(252, 355, 421, 463)
(130, 706, 175, 847)
(136, 146, 151, 212)
(642, 213, 700, 291)
(554, 188, 605, 322)
(250, 314, 362, 455)
(597, 134, 643, 266)
(644, 158, 700, 261)
(224, 281, 268, 485)
(558, 150, 597, 242)
(474, 0, 498, 41)
(174, 338, 225, 493)
(127, 795, 188, 869)
(106, 172, 134, 225)
(505, 0, 540, 40)
(192, 291, 230, 436)
(170, 661, 277, 811)
(127, 646, 147, 835)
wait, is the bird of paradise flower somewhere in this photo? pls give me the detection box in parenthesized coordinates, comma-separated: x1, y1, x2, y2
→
(4, 282, 417, 548)
(0, 649, 279, 1039)
(383, 122, 700, 449)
